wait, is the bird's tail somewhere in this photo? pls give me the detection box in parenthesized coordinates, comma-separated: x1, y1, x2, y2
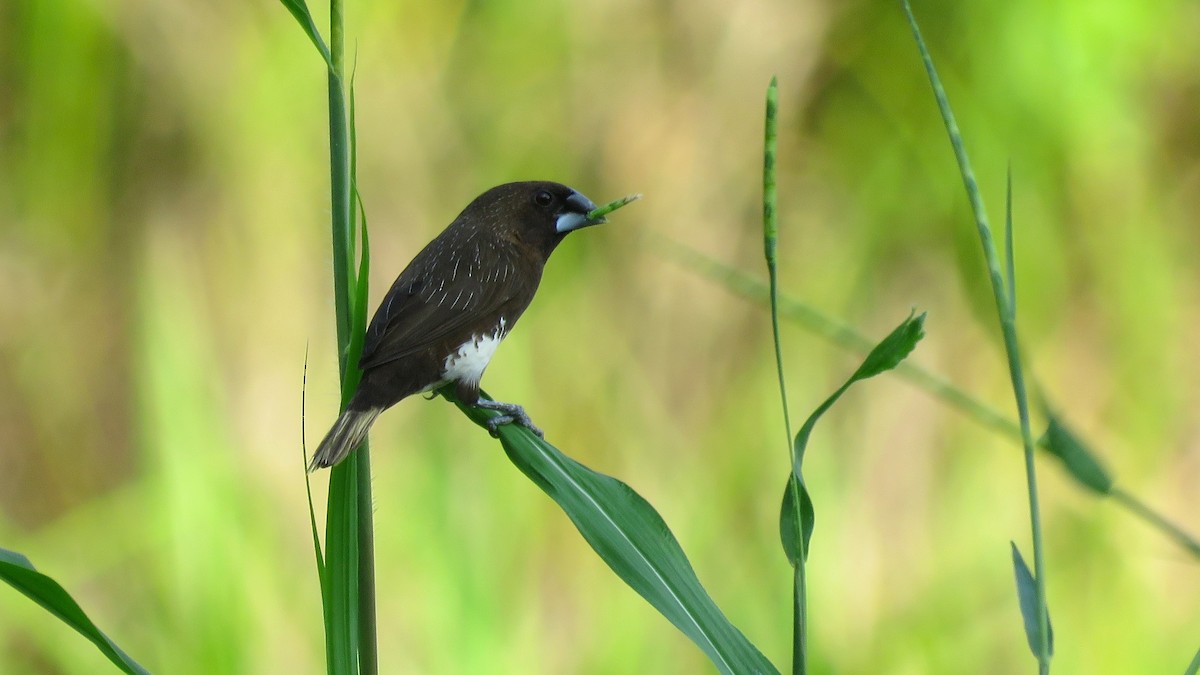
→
(308, 407, 382, 472)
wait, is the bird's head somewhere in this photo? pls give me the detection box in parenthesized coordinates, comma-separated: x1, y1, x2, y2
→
(464, 181, 605, 257)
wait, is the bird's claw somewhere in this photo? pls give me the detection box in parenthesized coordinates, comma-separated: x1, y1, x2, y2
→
(478, 400, 544, 438)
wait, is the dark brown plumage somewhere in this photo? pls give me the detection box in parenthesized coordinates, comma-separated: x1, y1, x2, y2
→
(309, 181, 604, 470)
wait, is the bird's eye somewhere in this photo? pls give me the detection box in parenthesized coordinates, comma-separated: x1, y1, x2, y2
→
(533, 190, 554, 207)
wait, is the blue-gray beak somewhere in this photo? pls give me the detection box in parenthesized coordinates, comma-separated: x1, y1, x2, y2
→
(555, 190, 604, 233)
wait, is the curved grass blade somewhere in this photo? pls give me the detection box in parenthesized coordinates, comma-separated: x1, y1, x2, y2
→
(1010, 542, 1054, 657)
(445, 391, 780, 675)
(779, 312, 926, 564)
(301, 348, 327, 583)
(0, 547, 150, 675)
(277, 0, 334, 70)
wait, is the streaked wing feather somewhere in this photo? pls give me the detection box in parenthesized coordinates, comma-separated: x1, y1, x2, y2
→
(357, 232, 519, 370)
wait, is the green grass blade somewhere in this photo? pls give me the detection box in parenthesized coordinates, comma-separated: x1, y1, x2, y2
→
(277, 0, 374, 668)
(351, 179, 377, 675)
(325, 456, 360, 675)
(444, 390, 780, 675)
(276, 0, 334, 70)
(1010, 543, 1054, 657)
(327, 84, 354, 368)
(298, 0, 376, 670)
(902, 2, 1051, 669)
(0, 548, 150, 675)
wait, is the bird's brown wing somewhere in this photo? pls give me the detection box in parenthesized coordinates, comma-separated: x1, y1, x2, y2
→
(357, 232, 528, 371)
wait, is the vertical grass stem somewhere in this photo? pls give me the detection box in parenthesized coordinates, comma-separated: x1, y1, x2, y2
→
(762, 77, 808, 675)
(902, 3, 1050, 671)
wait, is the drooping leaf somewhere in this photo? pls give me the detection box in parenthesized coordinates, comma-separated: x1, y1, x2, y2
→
(1039, 413, 1112, 495)
(779, 312, 926, 564)
(0, 547, 150, 675)
(447, 391, 780, 675)
(1010, 542, 1054, 657)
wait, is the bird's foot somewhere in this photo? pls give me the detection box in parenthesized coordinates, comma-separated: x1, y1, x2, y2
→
(476, 400, 544, 438)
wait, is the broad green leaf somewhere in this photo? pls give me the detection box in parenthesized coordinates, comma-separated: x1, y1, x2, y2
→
(448, 391, 780, 675)
(1010, 543, 1054, 657)
(779, 312, 926, 564)
(0, 547, 150, 675)
(1039, 413, 1112, 495)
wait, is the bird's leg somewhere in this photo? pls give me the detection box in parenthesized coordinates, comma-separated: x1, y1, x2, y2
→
(475, 399, 544, 438)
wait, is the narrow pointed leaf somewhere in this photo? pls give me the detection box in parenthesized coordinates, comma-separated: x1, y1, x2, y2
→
(849, 311, 926, 382)
(0, 548, 150, 675)
(1039, 413, 1112, 495)
(1010, 542, 1054, 656)
(276, 0, 334, 70)
(447, 391, 779, 675)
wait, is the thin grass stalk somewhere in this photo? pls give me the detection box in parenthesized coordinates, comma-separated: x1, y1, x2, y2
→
(761, 77, 808, 675)
(901, 2, 1050, 670)
(763, 79, 791, 459)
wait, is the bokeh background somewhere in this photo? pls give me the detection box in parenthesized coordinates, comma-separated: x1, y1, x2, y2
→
(2, 0, 1198, 672)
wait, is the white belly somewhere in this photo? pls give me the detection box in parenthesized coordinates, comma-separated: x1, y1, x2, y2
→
(441, 318, 507, 385)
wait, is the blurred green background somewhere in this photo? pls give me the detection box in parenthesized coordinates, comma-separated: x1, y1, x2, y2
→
(1, 0, 1198, 672)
